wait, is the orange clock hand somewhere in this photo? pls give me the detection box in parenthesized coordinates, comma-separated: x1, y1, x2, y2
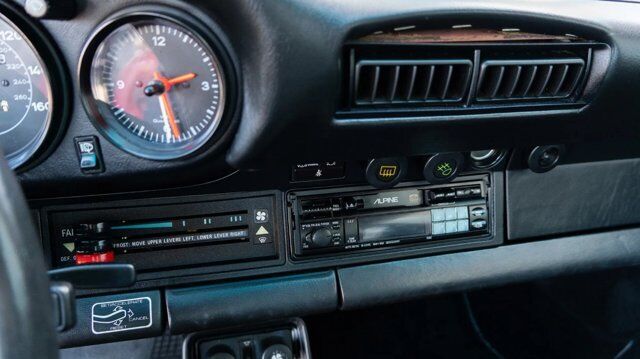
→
(159, 93, 181, 139)
(168, 72, 197, 86)
(154, 72, 181, 139)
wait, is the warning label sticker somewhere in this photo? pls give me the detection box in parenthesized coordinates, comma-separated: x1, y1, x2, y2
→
(91, 297, 152, 335)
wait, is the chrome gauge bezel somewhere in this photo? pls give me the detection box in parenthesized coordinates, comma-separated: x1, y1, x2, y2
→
(78, 7, 236, 161)
(0, 2, 70, 171)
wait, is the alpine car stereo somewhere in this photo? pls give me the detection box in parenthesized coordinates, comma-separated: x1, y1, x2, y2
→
(287, 175, 493, 258)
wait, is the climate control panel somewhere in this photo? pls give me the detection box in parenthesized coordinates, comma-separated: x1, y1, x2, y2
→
(45, 195, 279, 271)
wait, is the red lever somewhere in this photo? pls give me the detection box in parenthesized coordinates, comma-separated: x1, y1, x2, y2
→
(74, 238, 114, 265)
(75, 251, 115, 265)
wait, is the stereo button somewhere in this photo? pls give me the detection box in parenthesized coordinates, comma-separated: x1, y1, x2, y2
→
(432, 222, 446, 235)
(445, 221, 458, 234)
(471, 219, 487, 229)
(431, 209, 445, 222)
(471, 207, 487, 217)
(344, 218, 358, 244)
(456, 207, 469, 219)
(445, 207, 457, 221)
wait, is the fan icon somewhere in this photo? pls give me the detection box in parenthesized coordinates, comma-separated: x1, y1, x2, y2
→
(255, 210, 268, 223)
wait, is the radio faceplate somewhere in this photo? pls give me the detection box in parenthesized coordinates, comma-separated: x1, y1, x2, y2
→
(288, 176, 492, 258)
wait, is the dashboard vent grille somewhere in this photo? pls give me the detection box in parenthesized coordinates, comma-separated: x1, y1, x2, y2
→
(354, 60, 473, 106)
(476, 59, 585, 101)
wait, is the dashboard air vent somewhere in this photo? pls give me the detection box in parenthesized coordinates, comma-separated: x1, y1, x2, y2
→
(354, 60, 473, 106)
(476, 59, 585, 101)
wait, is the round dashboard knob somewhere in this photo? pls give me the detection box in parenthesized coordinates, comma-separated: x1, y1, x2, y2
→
(309, 228, 333, 248)
(262, 344, 292, 359)
(365, 157, 407, 189)
(423, 153, 464, 184)
(468, 149, 507, 170)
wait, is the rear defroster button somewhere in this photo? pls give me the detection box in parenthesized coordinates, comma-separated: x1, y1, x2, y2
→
(365, 157, 407, 188)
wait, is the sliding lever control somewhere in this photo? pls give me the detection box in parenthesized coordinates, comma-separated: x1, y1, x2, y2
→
(74, 222, 114, 265)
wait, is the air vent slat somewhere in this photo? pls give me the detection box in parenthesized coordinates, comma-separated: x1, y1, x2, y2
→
(369, 66, 381, 102)
(504, 66, 522, 98)
(490, 66, 505, 99)
(439, 65, 453, 100)
(352, 60, 472, 106)
(388, 65, 401, 101)
(404, 65, 417, 101)
(560, 63, 584, 96)
(476, 58, 586, 102)
(521, 66, 538, 98)
(549, 64, 569, 96)
(535, 65, 554, 97)
(424, 65, 436, 100)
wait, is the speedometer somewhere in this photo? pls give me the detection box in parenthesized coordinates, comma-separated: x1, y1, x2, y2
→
(0, 12, 53, 169)
(80, 11, 231, 160)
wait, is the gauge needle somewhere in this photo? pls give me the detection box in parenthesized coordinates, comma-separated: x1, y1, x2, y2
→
(153, 72, 182, 139)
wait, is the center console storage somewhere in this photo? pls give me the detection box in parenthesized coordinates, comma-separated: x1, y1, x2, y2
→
(184, 319, 311, 359)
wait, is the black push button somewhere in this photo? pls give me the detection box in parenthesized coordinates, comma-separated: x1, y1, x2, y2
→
(423, 153, 464, 184)
(74, 136, 104, 174)
(365, 157, 407, 188)
(344, 218, 358, 244)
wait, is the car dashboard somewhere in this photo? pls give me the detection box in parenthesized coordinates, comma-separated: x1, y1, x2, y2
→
(4, 0, 640, 356)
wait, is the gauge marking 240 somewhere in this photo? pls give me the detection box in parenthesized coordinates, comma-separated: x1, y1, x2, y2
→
(0, 13, 53, 169)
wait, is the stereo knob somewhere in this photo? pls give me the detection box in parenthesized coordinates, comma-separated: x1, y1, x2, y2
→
(308, 228, 333, 248)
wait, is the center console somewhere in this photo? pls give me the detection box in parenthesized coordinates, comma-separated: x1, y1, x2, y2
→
(42, 170, 502, 348)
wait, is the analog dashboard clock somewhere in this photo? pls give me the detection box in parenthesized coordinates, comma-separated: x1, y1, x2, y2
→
(80, 9, 233, 160)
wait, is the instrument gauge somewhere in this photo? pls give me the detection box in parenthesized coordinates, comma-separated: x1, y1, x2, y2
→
(80, 12, 230, 160)
(0, 12, 54, 169)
